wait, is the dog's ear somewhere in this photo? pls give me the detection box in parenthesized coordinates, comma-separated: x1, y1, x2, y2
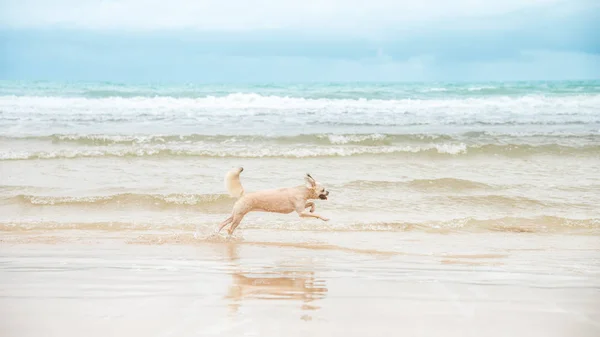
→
(305, 173, 316, 188)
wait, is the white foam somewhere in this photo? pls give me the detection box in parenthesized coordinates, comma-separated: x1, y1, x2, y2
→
(467, 86, 496, 91)
(422, 87, 448, 92)
(1, 94, 599, 137)
(323, 134, 387, 145)
(0, 143, 474, 160)
(1, 94, 599, 116)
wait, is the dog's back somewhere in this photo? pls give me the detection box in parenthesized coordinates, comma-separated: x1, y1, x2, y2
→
(236, 187, 305, 214)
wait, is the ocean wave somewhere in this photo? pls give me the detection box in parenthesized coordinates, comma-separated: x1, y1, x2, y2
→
(1, 94, 599, 118)
(2, 143, 599, 160)
(50, 133, 446, 146)
(0, 145, 459, 160)
(3, 131, 598, 147)
(442, 195, 548, 208)
(343, 178, 492, 191)
(1, 216, 598, 234)
(321, 120, 600, 127)
(2, 81, 599, 99)
(8, 193, 233, 211)
(406, 178, 492, 190)
(315, 216, 600, 233)
(421, 87, 448, 92)
(433, 216, 600, 233)
(467, 86, 497, 91)
(5, 133, 404, 146)
(5, 191, 587, 216)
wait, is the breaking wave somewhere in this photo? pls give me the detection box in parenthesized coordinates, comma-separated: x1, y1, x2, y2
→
(8, 193, 233, 211)
(2, 93, 599, 113)
(343, 178, 493, 191)
(1, 94, 599, 131)
(2, 143, 599, 160)
(6, 131, 599, 146)
(1, 216, 598, 234)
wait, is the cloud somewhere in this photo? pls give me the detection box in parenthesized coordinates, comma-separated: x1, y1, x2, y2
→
(2, 32, 598, 82)
(1, 0, 598, 81)
(3, 5, 597, 63)
(1, 0, 567, 34)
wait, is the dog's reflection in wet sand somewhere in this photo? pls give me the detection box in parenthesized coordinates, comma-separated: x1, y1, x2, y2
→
(222, 244, 328, 318)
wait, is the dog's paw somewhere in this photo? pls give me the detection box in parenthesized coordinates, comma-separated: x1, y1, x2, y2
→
(321, 217, 330, 222)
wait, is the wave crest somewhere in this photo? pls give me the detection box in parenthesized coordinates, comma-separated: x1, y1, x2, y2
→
(3, 133, 460, 146)
(344, 178, 492, 191)
(407, 178, 492, 190)
(1, 94, 599, 130)
(9, 193, 233, 211)
(2, 142, 599, 160)
(1, 216, 597, 234)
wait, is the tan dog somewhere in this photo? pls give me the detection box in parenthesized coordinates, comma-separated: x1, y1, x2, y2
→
(217, 167, 330, 235)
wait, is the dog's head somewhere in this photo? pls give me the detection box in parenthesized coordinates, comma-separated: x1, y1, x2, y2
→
(305, 174, 329, 200)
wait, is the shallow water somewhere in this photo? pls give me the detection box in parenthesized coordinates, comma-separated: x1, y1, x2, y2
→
(1, 80, 599, 336)
(1, 231, 599, 337)
(1, 81, 600, 234)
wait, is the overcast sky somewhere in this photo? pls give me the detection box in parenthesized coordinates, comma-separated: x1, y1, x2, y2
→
(1, 0, 598, 82)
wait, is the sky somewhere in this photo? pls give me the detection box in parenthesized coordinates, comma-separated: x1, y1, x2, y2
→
(0, 0, 599, 82)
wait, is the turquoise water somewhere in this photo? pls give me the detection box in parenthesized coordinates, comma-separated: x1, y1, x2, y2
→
(1, 80, 599, 139)
(0, 80, 599, 233)
(1, 80, 599, 99)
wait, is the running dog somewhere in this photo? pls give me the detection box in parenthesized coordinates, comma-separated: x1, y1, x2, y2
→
(217, 167, 330, 235)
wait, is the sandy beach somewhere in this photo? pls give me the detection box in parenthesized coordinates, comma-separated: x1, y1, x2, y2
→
(1, 229, 599, 337)
(2, 0, 600, 331)
(2, 81, 600, 336)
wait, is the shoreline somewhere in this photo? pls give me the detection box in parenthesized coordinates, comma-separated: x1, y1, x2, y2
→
(1, 230, 599, 337)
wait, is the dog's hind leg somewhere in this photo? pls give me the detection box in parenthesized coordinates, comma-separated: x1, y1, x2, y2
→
(217, 215, 233, 233)
(227, 214, 246, 236)
(305, 201, 315, 213)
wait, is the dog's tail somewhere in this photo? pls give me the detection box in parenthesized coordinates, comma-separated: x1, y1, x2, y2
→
(225, 167, 245, 199)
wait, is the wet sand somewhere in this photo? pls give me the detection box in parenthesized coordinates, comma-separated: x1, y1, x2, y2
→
(1, 230, 599, 337)
(3, 79, 600, 337)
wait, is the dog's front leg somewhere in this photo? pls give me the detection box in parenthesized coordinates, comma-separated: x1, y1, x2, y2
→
(305, 201, 316, 213)
(297, 210, 329, 222)
(295, 202, 328, 221)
